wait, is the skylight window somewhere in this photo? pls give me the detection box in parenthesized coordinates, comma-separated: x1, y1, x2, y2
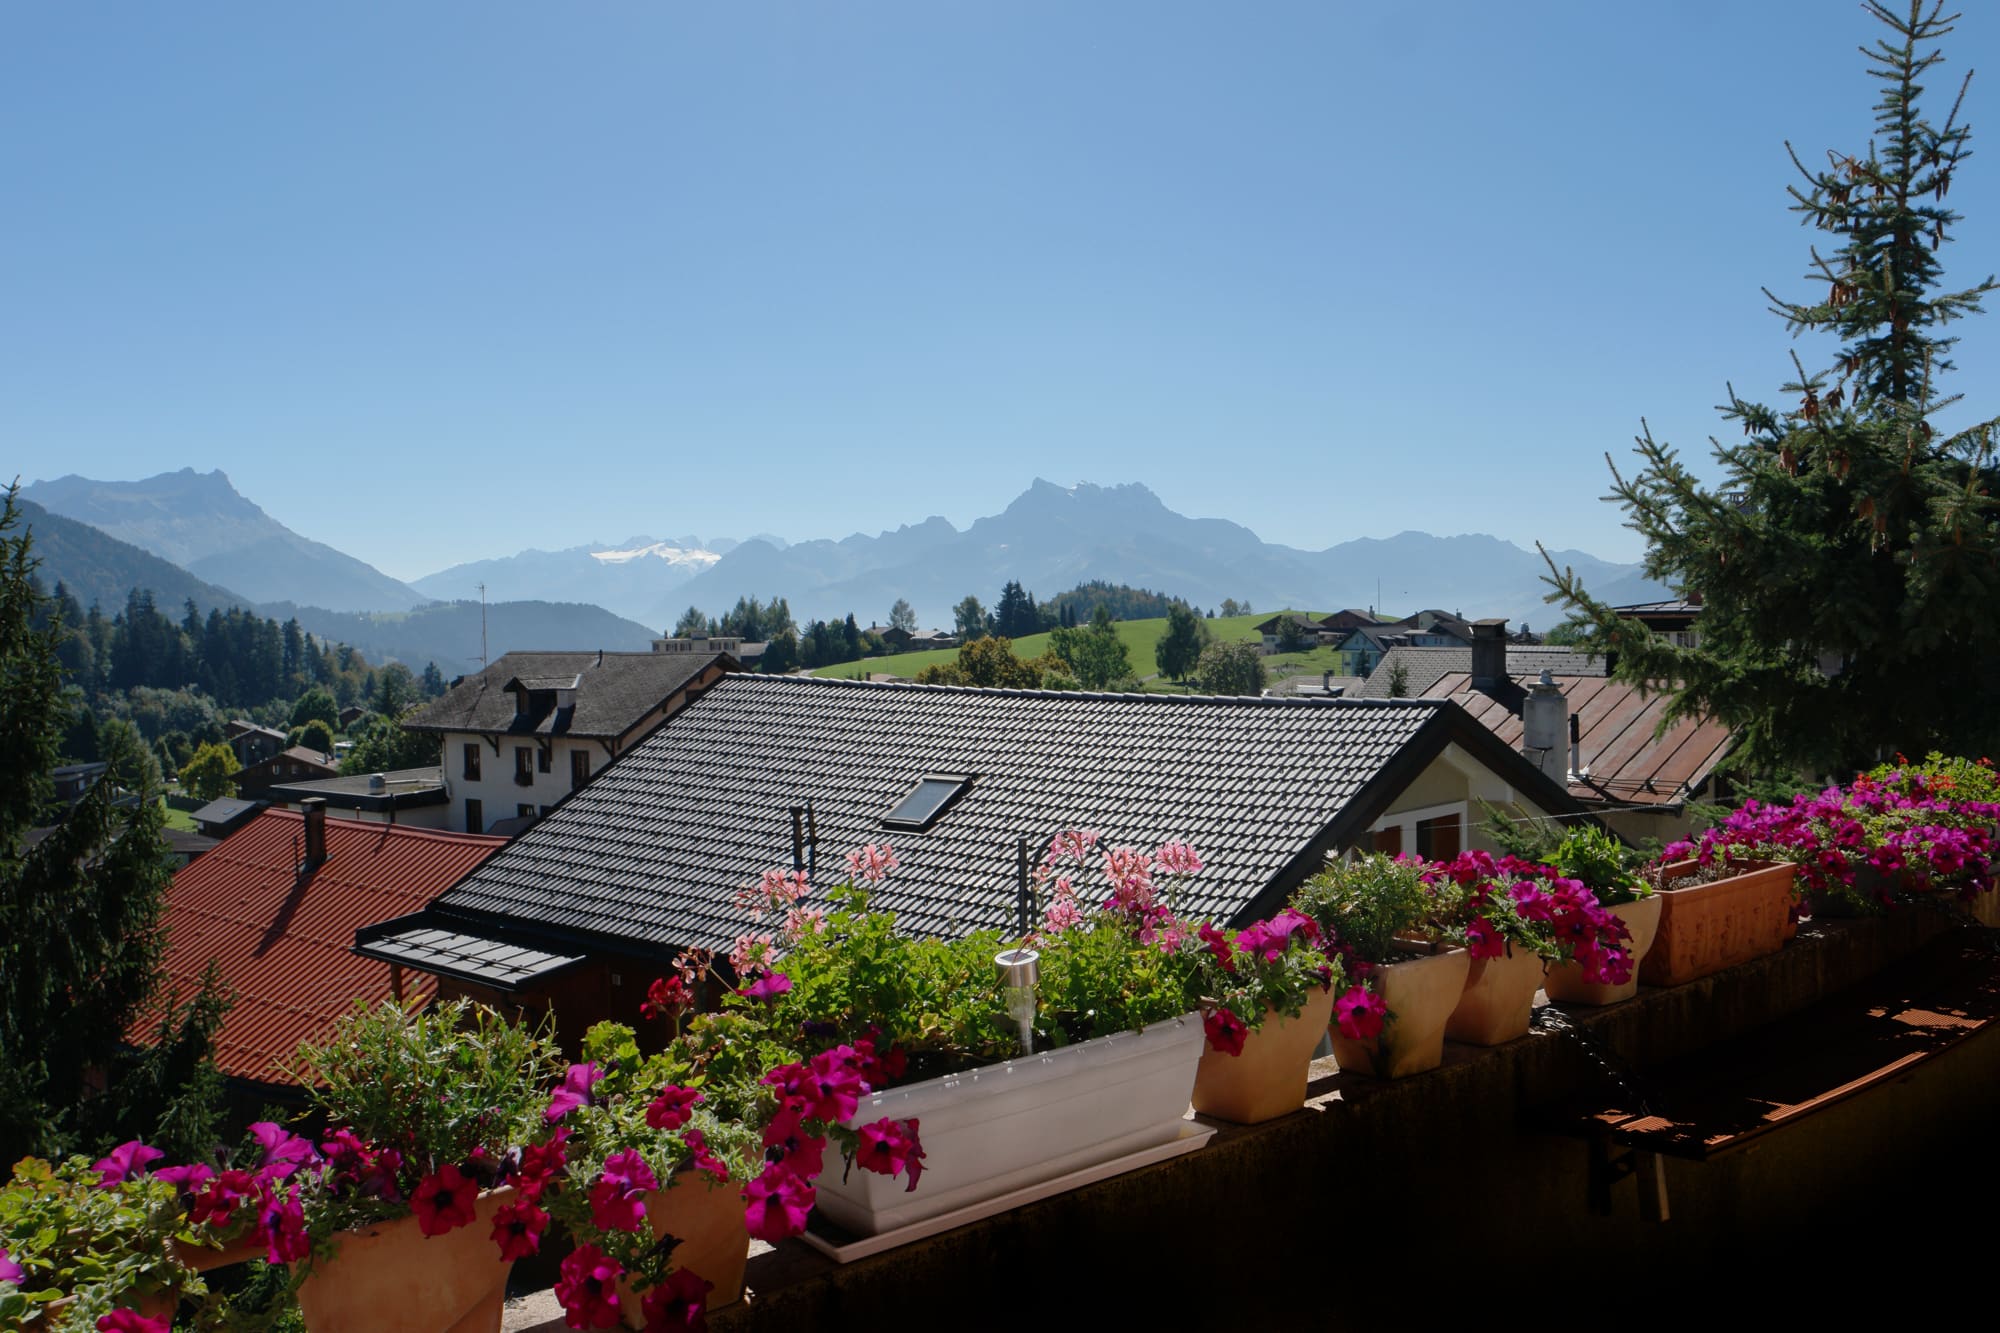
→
(882, 774, 972, 831)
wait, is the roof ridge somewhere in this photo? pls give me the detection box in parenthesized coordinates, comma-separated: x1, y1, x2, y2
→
(248, 808, 508, 845)
(743, 673, 1445, 709)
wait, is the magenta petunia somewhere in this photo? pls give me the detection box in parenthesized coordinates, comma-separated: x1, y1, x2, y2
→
(249, 1120, 320, 1181)
(95, 1312, 170, 1333)
(555, 1242, 625, 1329)
(546, 1062, 605, 1123)
(491, 1198, 549, 1262)
(1334, 985, 1388, 1040)
(645, 1085, 704, 1132)
(737, 970, 792, 1002)
(741, 1167, 816, 1242)
(92, 1140, 163, 1188)
(259, 1183, 310, 1264)
(682, 1129, 730, 1181)
(851, 1117, 926, 1192)
(640, 1267, 714, 1333)
(1203, 1007, 1248, 1057)
(412, 1163, 480, 1237)
(0, 1244, 23, 1285)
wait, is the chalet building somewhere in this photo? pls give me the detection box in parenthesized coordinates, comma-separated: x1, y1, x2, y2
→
(133, 801, 504, 1100)
(1358, 620, 1732, 842)
(224, 721, 289, 768)
(234, 746, 340, 799)
(1333, 609, 1480, 676)
(1612, 596, 1703, 648)
(404, 649, 736, 834)
(1319, 609, 1386, 634)
(1254, 612, 1329, 653)
(356, 675, 1592, 1048)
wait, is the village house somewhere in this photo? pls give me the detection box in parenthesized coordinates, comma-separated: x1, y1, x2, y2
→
(132, 801, 504, 1102)
(224, 720, 289, 768)
(1332, 609, 1480, 676)
(264, 765, 450, 828)
(1357, 620, 1733, 842)
(404, 648, 736, 834)
(1254, 612, 1329, 653)
(1613, 595, 1703, 648)
(355, 675, 1593, 1046)
(190, 795, 262, 840)
(233, 745, 340, 800)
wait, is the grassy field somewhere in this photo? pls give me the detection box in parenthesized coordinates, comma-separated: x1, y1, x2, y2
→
(806, 611, 1333, 688)
(160, 800, 199, 832)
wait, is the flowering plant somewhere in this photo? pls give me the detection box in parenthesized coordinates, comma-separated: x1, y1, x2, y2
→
(1421, 851, 1633, 985)
(253, 998, 563, 1274)
(0, 1153, 192, 1332)
(1290, 853, 1463, 1043)
(1542, 826, 1653, 908)
(1191, 909, 1343, 1057)
(533, 1016, 770, 1330)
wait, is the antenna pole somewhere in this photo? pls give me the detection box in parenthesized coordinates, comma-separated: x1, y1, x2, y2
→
(477, 583, 488, 668)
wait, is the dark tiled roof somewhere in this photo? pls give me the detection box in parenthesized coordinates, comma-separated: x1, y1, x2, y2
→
(136, 810, 505, 1083)
(192, 797, 263, 833)
(1611, 597, 1701, 615)
(410, 675, 1588, 958)
(1358, 646, 1610, 699)
(405, 651, 732, 740)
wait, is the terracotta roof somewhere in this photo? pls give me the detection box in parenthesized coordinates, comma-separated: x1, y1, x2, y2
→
(135, 809, 505, 1084)
(404, 675, 1592, 959)
(1358, 645, 1611, 699)
(1424, 671, 1734, 808)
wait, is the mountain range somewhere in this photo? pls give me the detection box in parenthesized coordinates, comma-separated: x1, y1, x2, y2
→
(16, 471, 1668, 671)
(416, 480, 1665, 632)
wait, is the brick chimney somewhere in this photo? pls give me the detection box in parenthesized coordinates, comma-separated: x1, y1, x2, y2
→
(1470, 618, 1509, 691)
(301, 798, 328, 875)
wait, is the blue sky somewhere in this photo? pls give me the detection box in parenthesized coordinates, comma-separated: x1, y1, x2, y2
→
(4, 2, 1995, 581)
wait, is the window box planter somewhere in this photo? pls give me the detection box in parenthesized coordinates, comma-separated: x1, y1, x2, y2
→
(813, 1014, 1205, 1236)
(1329, 946, 1470, 1079)
(1639, 860, 1795, 987)
(1545, 895, 1664, 1006)
(293, 1186, 518, 1333)
(1190, 986, 1338, 1124)
(1444, 946, 1546, 1046)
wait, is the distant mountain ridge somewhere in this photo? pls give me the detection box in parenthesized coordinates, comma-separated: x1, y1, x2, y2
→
(23, 468, 427, 613)
(13, 497, 256, 616)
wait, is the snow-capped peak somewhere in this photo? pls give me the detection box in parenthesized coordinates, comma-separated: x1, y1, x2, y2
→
(590, 540, 724, 569)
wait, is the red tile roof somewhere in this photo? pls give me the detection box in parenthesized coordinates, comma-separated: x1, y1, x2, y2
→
(134, 810, 505, 1083)
(1427, 672, 1734, 808)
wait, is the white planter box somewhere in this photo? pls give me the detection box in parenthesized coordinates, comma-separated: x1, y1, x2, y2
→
(814, 1013, 1205, 1235)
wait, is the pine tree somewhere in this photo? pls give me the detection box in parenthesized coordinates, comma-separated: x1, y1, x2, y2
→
(1545, 1, 1998, 775)
(0, 487, 225, 1161)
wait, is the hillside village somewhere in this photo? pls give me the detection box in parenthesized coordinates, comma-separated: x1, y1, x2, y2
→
(6, 3, 2000, 1330)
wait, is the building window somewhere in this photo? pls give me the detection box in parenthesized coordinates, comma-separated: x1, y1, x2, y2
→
(463, 743, 481, 781)
(518, 803, 535, 819)
(1415, 814, 1462, 859)
(515, 746, 533, 786)
(570, 750, 590, 791)
(538, 748, 552, 774)
(465, 798, 484, 834)
(1372, 826, 1403, 856)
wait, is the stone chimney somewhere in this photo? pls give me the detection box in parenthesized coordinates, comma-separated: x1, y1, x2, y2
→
(1470, 618, 1509, 691)
(301, 798, 328, 876)
(1520, 671, 1569, 785)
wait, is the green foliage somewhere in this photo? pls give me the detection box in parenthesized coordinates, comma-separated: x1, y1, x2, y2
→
(1048, 609, 1134, 690)
(0, 1155, 195, 1330)
(1385, 661, 1410, 697)
(770, 886, 1018, 1078)
(1193, 639, 1267, 696)
(952, 595, 987, 642)
(336, 714, 437, 776)
(889, 598, 918, 633)
(1154, 603, 1208, 682)
(288, 999, 563, 1237)
(1866, 750, 2000, 802)
(1032, 916, 1204, 1046)
(916, 635, 1048, 688)
(288, 719, 336, 756)
(1044, 582, 1189, 624)
(1543, 2, 1999, 776)
(1, 485, 223, 1165)
(1290, 855, 1461, 966)
(672, 605, 708, 638)
(287, 687, 339, 733)
(180, 741, 241, 801)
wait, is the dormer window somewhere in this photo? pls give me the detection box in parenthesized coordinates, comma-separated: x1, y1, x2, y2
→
(882, 774, 972, 831)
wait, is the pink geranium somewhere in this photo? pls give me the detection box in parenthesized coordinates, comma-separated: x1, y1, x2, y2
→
(845, 843, 899, 884)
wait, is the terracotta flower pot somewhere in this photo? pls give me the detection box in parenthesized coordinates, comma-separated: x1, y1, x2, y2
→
(172, 1230, 266, 1274)
(1544, 895, 1663, 1006)
(1444, 945, 1545, 1045)
(1330, 948, 1470, 1079)
(614, 1171, 752, 1324)
(1639, 860, 1794, 987)
(294, 1186, 517, 1333)
(1190, 986, 1338, 1124)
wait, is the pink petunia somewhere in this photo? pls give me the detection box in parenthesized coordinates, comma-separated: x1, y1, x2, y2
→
(851, 1117, 926, 1191)
(546, 1062, 605, 1123)
(92, 1140, 164, 1188)
(259, 1183, 310, 1264)
(1203, 1007, 1248, 1057)
(737, 970, 792, 1002)
(412, 1164, 480, 1237)
(646, 1085, 705, 1132)
(96, 1312, 170, 1333)
(0, 1244, 24, 1285)
(491, 1198, 549, 1262)
(741, 1167, 815, 1243)
(1334, 985, 1388, 1041)
(555, 1243, 625, 1330)
(640, 1268, 714, 1333)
